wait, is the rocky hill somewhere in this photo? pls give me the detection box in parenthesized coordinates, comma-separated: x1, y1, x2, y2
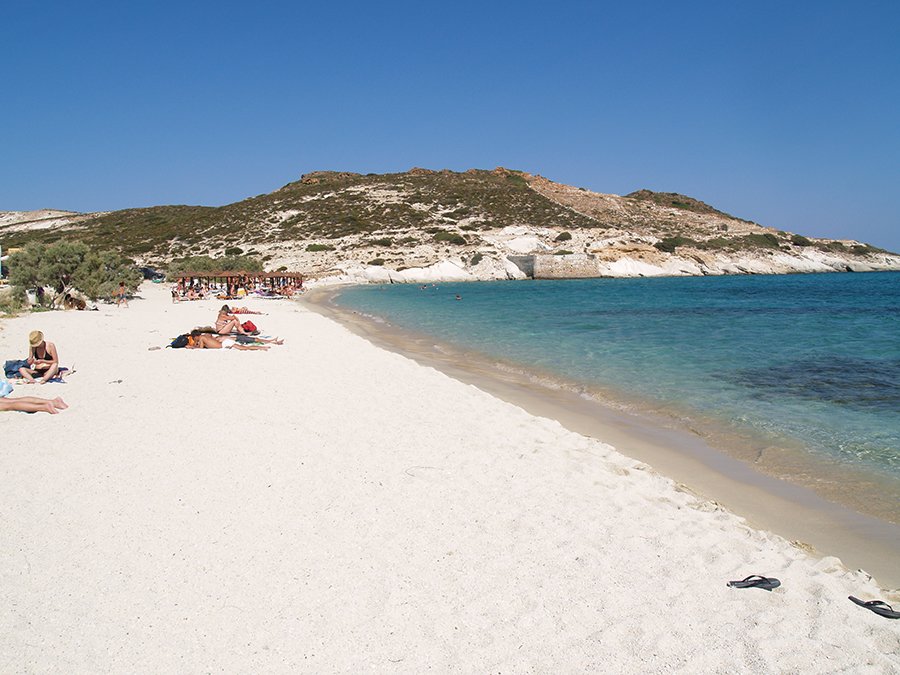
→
(2, 168, 898, 284)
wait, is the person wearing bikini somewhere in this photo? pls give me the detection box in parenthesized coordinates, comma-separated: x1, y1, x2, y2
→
(184, 330, 271, 351)
(19, 331, 60, 384)
(215, 305, 251, 335)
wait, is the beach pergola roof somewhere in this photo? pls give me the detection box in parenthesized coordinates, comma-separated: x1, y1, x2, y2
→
(176, 270, 303, 279)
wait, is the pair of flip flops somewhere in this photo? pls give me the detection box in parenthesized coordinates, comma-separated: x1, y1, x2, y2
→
(849, 596, 900, 619)
(728, 576, 899, 620)
(727, 575, 781, 591)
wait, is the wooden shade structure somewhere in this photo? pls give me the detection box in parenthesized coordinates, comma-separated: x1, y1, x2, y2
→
(177, 271, 303, 280)
(175, 270, 303, 291)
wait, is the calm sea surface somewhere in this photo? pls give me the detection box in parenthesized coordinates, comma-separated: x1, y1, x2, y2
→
(334, 273, 900, 481)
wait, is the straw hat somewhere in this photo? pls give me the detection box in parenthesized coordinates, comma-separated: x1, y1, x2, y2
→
(28, 330, 44, 347)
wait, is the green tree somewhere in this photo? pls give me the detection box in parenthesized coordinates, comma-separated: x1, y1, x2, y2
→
(8, 241, 141, 304)
(8, 244, 48, 300)
(75, 250, 143, 300)
(39, 241, 91, 294)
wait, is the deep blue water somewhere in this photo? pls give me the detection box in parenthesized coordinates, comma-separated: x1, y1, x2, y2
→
(334, 273, 900, 478)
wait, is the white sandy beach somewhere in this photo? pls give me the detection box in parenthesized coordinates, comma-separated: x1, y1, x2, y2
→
(1, 282, 898, 672)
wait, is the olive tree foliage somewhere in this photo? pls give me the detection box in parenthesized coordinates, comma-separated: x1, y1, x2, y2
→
(6, 244, 47, 294)
(8, 241, 142, 304)
(75, 249, 143, 300)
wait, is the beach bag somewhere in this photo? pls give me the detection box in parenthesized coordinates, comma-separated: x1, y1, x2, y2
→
(0, 378, 12, 398)
(241, 320, 257, 332)
(170, 335, 189, 349)
(4, 359, 29, 379)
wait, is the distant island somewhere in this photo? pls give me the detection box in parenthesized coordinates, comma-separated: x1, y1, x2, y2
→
(2, 167, 898, 283)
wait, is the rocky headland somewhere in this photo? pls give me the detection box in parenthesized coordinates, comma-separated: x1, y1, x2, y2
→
(2, 168, 898, 285)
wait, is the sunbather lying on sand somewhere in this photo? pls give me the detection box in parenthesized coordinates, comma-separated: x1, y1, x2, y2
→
(0, 395, 69, 414)
(185, 331, 270, 351)
(241, 335, 284, 345)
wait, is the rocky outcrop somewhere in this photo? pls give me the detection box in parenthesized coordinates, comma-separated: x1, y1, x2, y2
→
(3, 168, 898, 285)
(298, 171, 363, 185)
(0, 210, 88, 234)
(285, 228, 900, 286)
(308, 256, 527, 288)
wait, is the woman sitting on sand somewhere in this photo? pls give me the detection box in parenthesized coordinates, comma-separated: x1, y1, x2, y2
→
(0, 394, 69, 414)
(19, 331, 60, 384)
(185, 331, 271, 351)
(215, 305, 250, 335)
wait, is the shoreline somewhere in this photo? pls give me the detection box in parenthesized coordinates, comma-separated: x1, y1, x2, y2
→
(302, 284, 900, 589)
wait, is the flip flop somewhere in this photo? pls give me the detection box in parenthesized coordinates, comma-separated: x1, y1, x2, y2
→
(727, 575, 781, 591)
(849, 596, 900, 619)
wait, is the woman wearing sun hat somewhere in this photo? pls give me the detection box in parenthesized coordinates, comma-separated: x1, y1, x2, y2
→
(19, 330, 60, 384)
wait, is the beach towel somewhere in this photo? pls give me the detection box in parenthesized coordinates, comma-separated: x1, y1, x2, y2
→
(3, 365, 70, 383)
(42, 368, 69, 383)
(0, 378, 12, 398)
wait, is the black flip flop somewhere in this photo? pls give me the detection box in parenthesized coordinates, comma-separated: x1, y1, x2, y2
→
(727, 575, 781, 591)
(849, 596, 900, 619)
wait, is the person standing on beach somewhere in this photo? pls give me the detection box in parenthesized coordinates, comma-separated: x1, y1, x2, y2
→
(19, 331, 60, 384)
(116, 281, 128, 308)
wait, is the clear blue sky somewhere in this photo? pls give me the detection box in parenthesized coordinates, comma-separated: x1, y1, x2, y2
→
(3, 1, 899, 251)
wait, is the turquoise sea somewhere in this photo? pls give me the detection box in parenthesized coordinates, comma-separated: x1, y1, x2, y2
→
(334, 272, 900, 501)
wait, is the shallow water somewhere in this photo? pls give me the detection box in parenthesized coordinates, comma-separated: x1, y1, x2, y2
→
(334, 273, 900, 490)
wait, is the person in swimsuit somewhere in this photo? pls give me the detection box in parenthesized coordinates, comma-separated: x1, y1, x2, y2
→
(215, 305, 251, 335)
(185, 331, 270, 351)
(19, 331, 60, 384)
(116, 281, 128, 308)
